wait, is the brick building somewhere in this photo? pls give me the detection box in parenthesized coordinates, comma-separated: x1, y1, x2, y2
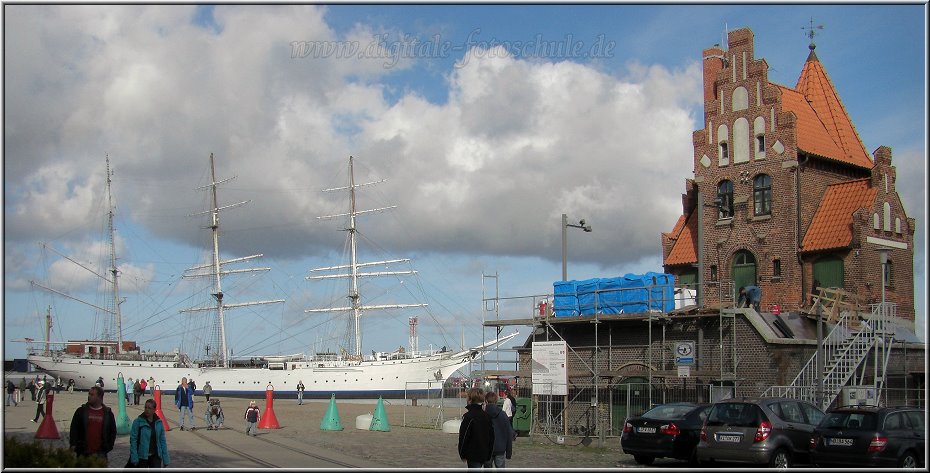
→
(661, 27, 916, 323)
(507, 27, 924, 439)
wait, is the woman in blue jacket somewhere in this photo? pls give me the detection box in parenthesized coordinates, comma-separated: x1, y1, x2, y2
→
(129, 399, 170, 467)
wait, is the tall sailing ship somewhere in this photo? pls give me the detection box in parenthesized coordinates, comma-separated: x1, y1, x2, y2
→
(25, 155, 517, 397)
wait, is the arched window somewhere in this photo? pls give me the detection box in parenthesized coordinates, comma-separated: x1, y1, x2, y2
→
(753, 174, 772, 216)
(717, 180, 734, 219)
(883, 202, 891, 231)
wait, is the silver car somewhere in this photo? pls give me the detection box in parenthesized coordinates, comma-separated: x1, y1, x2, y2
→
(696, 398, 824, 468)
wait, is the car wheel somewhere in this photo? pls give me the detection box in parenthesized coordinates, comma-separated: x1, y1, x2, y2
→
(898, 451, 918, 469)
(768, 448, 791, 469)
(633, 455, 655, 465)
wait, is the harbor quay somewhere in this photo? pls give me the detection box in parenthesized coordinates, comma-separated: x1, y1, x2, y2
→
(3, 389, 651, 469)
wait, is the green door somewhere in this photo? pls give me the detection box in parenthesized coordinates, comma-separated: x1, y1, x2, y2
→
(731, 250, 757, 295)
(812, 255, 844, 289)
(612, 377, 650, 434)
(678, 268, 697, 289)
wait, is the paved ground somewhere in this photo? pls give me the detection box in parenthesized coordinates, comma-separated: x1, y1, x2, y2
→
(3, 389, 647, 469)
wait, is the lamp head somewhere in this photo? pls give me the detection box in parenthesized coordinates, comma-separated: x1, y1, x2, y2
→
(877, 247, 891, 265)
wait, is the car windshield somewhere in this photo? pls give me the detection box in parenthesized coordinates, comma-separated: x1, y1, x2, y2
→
(706, 403, 763, 427)
(642, 404, 697, 420)
(820, 412, 877, 430)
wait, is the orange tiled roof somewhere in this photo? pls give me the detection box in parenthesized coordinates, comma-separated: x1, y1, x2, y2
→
(801, 178, 877, 252)
(664, 210, 698, 265)
(786, 52, 873, 169)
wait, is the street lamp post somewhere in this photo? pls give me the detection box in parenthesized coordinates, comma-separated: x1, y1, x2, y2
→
(876, 247, 890, 402)
(561, 213, 592, 281)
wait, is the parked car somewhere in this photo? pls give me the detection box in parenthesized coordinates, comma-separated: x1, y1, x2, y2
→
(696, 398, 824, 468)
(620, 402, 710, 465)
(810, 406, 925, 468)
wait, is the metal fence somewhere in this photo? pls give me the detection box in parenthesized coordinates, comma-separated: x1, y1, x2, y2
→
(528, 382, 725, 439)
(402, 381, 469, 429)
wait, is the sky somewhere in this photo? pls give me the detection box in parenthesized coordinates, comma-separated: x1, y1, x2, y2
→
(3, 4, 927, 366)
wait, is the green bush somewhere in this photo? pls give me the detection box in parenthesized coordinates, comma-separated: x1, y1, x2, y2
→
(3, 436, 109, 468)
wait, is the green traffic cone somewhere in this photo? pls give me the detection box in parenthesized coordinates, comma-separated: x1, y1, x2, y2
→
(369, 396, 390, 432)
(320, 394, 344, 431)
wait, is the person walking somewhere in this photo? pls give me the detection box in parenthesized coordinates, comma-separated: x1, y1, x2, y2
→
(32, 381, 48, 422)
(69, 386, 117, 465)
(129, 399, 170, 468)
(737, 285, 762, 312)
(296, 380, 305, 405)
(188, 379, 197, 395)
(174, 377, 195, 431)
(28, 379, 36, 401)
(68, 378, 75, 394)
(133, 379, 142, 405)
(6, 380, 18, 407)
(125, 378, 133, 404)
(202, 381, 212, 402)
(139, 378, 147, 398)
(502, 389, 517, 426)
(19, 378, 27, 403)
(458, 388, 495, 468)
(244, 401, 260, 436)
(485, 392, 516, 467)
(95, 376, 104, 389)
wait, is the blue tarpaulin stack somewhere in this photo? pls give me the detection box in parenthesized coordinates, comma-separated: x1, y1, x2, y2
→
(552, 272, 675, 316)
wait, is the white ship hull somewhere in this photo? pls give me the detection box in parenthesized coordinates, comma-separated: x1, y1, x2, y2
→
(27, 344, 506, 399)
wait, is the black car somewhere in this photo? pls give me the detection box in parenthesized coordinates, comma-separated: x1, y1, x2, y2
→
(621, 402, 710, 465)
(810, 406, 925, 468)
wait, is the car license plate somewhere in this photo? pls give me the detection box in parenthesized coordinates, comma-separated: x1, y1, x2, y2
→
(828, 438, 854, 447)
(637, 427, 656, 434)
(717, 434, 742, 443)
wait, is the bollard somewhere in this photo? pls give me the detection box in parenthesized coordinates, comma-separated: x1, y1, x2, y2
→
(257, 383, 280, 429)
(153, 385, 170, 431)
(320, 394, 344, 431)
(115, 373, 132, 435)
(34, 389, 61, 439)
(369, 396, 390, 432)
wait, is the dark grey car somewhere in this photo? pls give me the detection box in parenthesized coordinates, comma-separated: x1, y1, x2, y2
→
(696, 398, 824, 468)
(810, 406, 925, 468)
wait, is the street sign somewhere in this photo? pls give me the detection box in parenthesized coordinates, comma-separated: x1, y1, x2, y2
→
(675, 341, 695, 366)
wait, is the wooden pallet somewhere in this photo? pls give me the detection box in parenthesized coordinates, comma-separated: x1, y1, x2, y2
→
(810, 287, 862, 325)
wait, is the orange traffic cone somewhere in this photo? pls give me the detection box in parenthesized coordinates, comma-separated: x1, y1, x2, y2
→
(258, 383, 280, 429)
(153, 385, 171, 431)
(35, 389, 60, 439)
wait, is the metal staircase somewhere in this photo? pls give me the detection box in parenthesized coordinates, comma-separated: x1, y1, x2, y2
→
(765, 303, 895, 410)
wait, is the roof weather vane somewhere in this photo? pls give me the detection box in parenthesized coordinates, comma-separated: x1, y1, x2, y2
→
(802, 18, 824, 50)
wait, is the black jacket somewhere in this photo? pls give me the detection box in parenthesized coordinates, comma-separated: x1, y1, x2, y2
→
(69, 403, 117, 456)
(486, 403, 515, 458)
(458, 404, 495, 462)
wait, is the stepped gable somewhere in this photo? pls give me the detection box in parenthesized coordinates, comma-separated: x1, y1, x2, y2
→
(664, 209, 697, 265)
(792, 48, 873, 169)
(801, 178, 877, 252)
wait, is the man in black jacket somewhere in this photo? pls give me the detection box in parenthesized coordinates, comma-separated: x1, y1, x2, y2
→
(458, 388, 495, 468)
(69, 386, 117, 465)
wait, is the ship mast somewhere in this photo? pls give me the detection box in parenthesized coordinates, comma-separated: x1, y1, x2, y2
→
(30, 157, 122, 350)
(306, 156, 426, 357)
(182, 153, 285, 368)
(105, 156, 124, 354)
